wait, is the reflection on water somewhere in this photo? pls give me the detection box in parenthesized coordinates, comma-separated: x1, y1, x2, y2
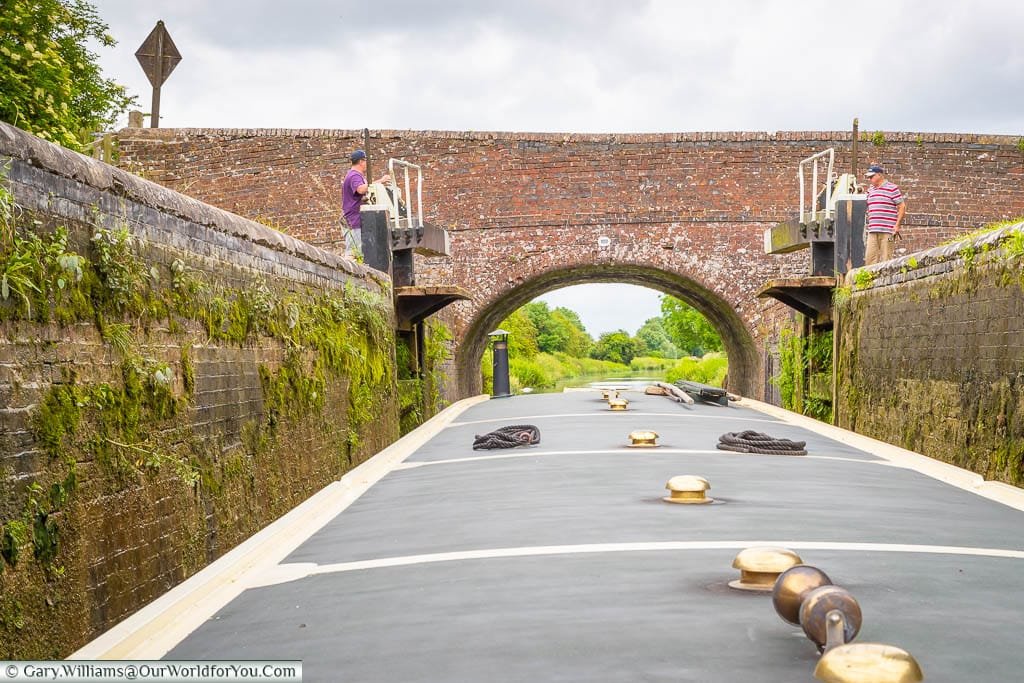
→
(529, 371, 664, 394)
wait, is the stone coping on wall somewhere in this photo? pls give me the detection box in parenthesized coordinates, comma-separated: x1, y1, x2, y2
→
(115, 127, 1022, 146)
(0, 122, 381, 283)
(847, 221, 1024, 290)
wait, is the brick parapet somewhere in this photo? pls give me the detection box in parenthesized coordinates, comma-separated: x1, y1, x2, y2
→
(119, 127, 1023, 146)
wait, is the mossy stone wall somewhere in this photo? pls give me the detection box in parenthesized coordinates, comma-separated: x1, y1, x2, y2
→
(0, 122, 399, 658)
(836, 223, 1024, 485)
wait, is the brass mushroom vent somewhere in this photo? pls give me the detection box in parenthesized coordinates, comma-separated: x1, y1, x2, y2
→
(663, 476, 712, 504)
(729, 546, 802, 592)
(628, 430, 659, 448)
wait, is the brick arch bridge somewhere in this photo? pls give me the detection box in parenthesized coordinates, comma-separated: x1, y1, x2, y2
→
(454, 257, 761, 398)
(117, 128, 1024, 399)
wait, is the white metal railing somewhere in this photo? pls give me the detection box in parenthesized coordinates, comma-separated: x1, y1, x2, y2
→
(798, 148, 835, 225)
(387, 158, 424, 230)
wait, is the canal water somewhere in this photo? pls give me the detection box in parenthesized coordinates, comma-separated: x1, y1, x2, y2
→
(531, 371, 664, 394)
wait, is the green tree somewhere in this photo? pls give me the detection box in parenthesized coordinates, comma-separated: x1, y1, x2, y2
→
(522, 302, 565, 354)
(635, 316, 679, 358)
(552, 306, 585, 331)
(497, 308, 539, 358)
(590, 330, 642, 365)
(551, 307, 592, 357)
(660, 296, 723, 356)
(521, 301, 594, 356)
(0, 0, 136, 150)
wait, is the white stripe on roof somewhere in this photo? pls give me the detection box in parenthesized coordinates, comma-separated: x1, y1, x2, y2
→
(251, 541, 1024, 586)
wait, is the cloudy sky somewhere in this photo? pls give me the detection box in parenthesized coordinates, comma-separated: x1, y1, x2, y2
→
(92, 0, 1023, 335)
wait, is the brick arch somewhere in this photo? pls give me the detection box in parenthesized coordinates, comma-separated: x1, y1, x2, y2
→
(454, 261, 761, 398)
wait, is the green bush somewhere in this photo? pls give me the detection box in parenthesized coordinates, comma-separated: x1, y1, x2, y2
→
(664, 353, 728, 387)
(553, 352, 627, 377)
(480, 347, 493, 394)
(533, 352, 570, 381)
(509, 357, 551, 389)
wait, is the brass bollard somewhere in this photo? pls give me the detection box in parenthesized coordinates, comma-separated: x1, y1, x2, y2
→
(728, 547, 802, 592)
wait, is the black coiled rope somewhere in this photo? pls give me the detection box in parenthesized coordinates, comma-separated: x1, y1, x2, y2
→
(472, 425, 541, 450)
(717, 430, 807, 456)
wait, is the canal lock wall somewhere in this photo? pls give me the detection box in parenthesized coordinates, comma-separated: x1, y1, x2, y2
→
(836, 222, 1024, 486)
(0, 122, 399, 658)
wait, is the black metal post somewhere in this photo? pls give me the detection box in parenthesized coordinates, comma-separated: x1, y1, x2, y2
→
(491, 336, 511, 398)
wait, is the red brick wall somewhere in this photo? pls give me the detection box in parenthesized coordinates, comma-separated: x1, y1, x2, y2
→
(118, 128, 1024, 397)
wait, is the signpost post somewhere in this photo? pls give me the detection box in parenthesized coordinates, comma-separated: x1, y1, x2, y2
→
(135, 21, 182, 128)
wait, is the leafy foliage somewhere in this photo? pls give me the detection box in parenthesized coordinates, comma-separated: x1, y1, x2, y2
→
(853, 269, 875, 291)
(590, 329, 642, 365)
(482, 292, 725, 391)
(660, 296, 723, 356)
(0, 178, 91, 322)
(520, 301, 593, 356)
(635, 316, 680, 358)
(0, 0, 136, 150)
(498, 308, 540, 358)
(773, 327, 833, 422)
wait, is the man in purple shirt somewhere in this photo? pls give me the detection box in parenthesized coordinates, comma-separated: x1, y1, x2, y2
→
(342, 149, 390, 254)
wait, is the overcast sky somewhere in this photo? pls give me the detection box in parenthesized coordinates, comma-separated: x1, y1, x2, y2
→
(91, 0, 1023, 336)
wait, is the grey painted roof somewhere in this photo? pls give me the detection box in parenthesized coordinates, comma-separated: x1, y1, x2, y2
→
(165, 391, 1024, 682)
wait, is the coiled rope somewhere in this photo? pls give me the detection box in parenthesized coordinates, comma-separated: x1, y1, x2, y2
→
(717, 430, 807, 456)
(472, 425, 542, 450)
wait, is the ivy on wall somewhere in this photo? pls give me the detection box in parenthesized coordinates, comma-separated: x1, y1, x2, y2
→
(397, 320, 452, 435)
(775, 325, 833, 422)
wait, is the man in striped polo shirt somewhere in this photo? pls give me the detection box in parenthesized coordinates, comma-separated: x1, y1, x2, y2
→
(864, 164, 906, 265)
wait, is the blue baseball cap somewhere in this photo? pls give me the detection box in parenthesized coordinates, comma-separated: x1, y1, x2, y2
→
(350, 149, 367, 163)
(864, 164, 885, 177)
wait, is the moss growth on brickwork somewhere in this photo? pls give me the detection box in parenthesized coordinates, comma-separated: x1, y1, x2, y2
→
(0, 178, 397, 657)
(835, 251, 1024, 486)
(939, 217, 1024, 247)
(398, 379, 424, 434)
(180, 344, 195, 398)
